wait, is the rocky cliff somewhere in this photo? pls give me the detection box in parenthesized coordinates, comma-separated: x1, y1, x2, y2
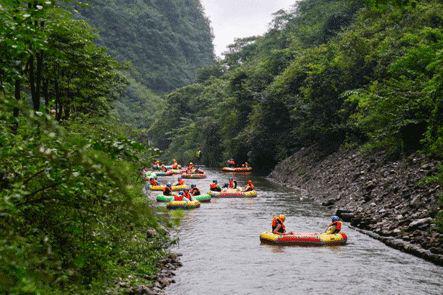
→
(270, 147, 443, 265)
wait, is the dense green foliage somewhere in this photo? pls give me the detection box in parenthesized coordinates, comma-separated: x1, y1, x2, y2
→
(0, 1, 171, 293)
(150, 0, 442, 171)
(79, 0, 214, 93)
(77, 0, 215, 129)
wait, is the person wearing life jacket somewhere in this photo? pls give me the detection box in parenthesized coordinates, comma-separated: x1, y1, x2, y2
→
(171, 159, 178, 169)
(190, 184, 201, 196)
(163, 183, 172, 196)
(210, 180, 222, 192)
(160, 165, 167, 172)
(228, 178, 237, 189)
(183, 189, 193, 201)
(175, 177, 185, 186)
(227, 159, 236, 167)
(149, 178, 159, 186)
(243, 180, 255, 192)
(272, 215, 287, 234)
(326, 216, 343, 234)
(174, 192, 189, 202)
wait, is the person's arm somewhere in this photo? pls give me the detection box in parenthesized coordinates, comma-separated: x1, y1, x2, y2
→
(272, 224, 282, 235)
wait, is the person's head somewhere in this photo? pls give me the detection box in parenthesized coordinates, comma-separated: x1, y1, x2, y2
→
(149, 178, 153, 181)
(248, 180, 252, 184)
(179, 191, 183, 195)
(190, 162, 193, 165)
(331, 216, 339, 222)
(178, 176, 182, 180)
(213, 180, 218, 184)
(229, 177, 233, 181)
(166, 183, 172, 187)
(278, 214, 286, 222)
(191, 184, 196, 188)
(184, 188, 189, 192)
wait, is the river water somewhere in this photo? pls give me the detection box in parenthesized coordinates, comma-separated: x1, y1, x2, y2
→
(152, 169, 443, 295)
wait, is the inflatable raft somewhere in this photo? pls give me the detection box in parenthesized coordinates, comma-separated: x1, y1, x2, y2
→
(156, 195, 174, 202)
(222, 167, 252, 172)
(148, 184, 188, 191)
(208, 189, 257, 198)
(155, 170, 174, 176)
(167, 200, 200, 210)
(259, 232, 347, 246)
(181, 173, 206, 179)
(191, 194, 211, 203)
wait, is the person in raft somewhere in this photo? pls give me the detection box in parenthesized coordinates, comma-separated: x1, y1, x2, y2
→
(186, 162, 195, 173)
(272, 215, 294, 235)
(182, 188, 193, 201)
(190, 184, 201, 196)
(163, 183, 172, 196)
(160, 164, 168, 172)
(243, 180, 255, 192)
(175, 177, 185, 186)
(149, 177, 159, 186)
(325, 216, 343, 234)
(228, 178, 237, 189)
(172, 159, 178, 169)
(210, 180, 222, 192)
(227, 159, 236, 167)
(174, 191, 190, 202)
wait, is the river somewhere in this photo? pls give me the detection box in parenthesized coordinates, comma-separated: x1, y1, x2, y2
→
(151, 169, 443, 295)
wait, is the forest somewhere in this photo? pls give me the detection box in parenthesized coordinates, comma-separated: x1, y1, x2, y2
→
(151, 0, 442, 172)
(79, 0, 215, 128)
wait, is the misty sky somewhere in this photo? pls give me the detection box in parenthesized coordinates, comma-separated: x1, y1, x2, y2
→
(200, 0, 297, 56)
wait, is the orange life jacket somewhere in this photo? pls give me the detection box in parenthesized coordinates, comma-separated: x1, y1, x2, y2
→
(183, 191, 192, 200)
(331, 221, 342, 233)
(150, 179, 158, 186)
(228, 180, 235, 189)
(177, 179, 185, 185)
(272, 217, 286, 234)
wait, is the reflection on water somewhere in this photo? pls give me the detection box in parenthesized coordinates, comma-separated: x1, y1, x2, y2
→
(149, 169, 443, 295)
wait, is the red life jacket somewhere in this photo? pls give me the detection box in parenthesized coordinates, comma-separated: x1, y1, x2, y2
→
(174, 195, 184, 201)
(246, 182, 254, 191)
(172, 164, 178, 169)
(177, 179, 185, 185)
(228, 180, 235, 188)
(332, 221, 342, 232)
(150, 179, 158, 186)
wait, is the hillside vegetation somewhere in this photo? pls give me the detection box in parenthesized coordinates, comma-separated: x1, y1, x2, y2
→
(150, 0, 442, 169)
(0, 1, 172, 293)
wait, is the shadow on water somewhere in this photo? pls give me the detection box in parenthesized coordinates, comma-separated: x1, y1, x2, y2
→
(151, 169, 443, 295)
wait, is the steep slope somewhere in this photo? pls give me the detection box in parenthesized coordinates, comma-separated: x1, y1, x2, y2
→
(79, 0, 215, 93)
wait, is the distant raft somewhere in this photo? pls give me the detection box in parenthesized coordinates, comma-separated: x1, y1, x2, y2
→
(170, 169, 183, 174)
(167, 200, 201, 210)
(259, 232, 348, 246)
(222, 167, 253, 172)
(208, 189, 257, 198)
(191, 194, 211, 203)
(148, 184, 188, 191)
(155, 170, 174, 176)
(181, 173, 207, 179)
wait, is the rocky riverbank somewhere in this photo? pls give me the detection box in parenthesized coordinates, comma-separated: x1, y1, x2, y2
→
(270, 146, 443, 265)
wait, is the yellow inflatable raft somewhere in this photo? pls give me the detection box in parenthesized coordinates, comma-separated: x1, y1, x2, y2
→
(149, 184, 188, 191)
(259, 232, 347, 246)
(166, 200, 201, 210)
(208, 189, 257, 198)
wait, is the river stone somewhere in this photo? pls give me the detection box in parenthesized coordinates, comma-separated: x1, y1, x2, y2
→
(408, 218, 432, 230)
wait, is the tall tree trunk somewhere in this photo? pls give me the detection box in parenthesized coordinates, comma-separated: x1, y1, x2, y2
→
(43, 79, 49, 112)
(55, 80, 62, 121)
(28, 56, 39, 111)
(12, 79, 21, 133)
(35, 51, 43, 111)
